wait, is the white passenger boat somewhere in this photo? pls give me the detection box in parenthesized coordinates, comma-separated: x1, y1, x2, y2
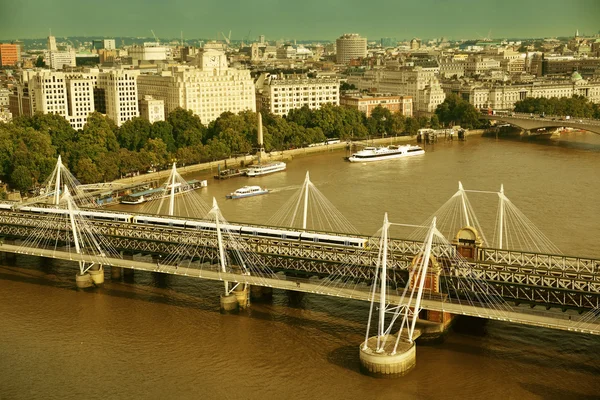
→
(347, 145, 424, 162)
(246, 162, 286, 177)
(226, 186, 269, 199)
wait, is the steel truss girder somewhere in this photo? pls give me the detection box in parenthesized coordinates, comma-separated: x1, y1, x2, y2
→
(0, 212, 599, 309)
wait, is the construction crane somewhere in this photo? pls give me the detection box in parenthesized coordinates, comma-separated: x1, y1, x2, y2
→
(221, 30, 231, 45)
(151, 29, 159, 44)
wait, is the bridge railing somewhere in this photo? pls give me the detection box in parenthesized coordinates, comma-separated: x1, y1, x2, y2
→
(478, 248, 600, 274)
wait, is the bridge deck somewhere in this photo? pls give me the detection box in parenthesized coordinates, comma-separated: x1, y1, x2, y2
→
(9, 244, 600, 336)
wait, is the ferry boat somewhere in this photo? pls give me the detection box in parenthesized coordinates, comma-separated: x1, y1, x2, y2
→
(226, 186, 269, 199)
(245, 162, 286, 177)
(120, 179, 207, 204)
(347, 145, 424, 163)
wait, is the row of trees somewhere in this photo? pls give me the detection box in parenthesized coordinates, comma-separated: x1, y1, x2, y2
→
(435, 94, 489, 129)
(514, 96, 600, 118)
(0, 98, 485, 192)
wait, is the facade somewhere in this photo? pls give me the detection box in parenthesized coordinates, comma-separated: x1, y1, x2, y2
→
(336, 34, 367, 64)
(464, 56, 501, 76)
(0, 88, 10, 108)
(128, 43, 170, 62)
(47, 35, 57, 52)
(442, 73, 600, 110)
(439, 57, 466, 78)
(340, 93, 413, 117)
(0, 44, 19, 66)
(348, 66, 446, 115)
(255, 73, 339, 116)
(139, 95, 165, 123)
(97, 70, 140, 127)
(98, 49, 118, 64)
(137, 50, 255, 124)
(92, 39, 116, 50)
(49, 50, 76, 70)
(8, 85, 33, 118)
(26, 70, 95, 129)
(542, 57, 600, 78)
(103, 39, 116, 50)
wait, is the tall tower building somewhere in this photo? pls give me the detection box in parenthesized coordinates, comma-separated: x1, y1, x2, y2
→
(97, 70, 140, 127)
(336, 33, 367, 64)
(47, 35, 57, 52)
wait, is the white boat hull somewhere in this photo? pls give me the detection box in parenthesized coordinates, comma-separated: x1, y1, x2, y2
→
(348, 149, 424, 163)
(226, 190, 269, 199)
(246, 164, 286, 177)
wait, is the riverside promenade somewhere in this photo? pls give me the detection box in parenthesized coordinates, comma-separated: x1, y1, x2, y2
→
(112, 130, 484, 188)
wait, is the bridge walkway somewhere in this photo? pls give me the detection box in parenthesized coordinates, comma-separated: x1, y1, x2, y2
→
(9, 244, 600, 336)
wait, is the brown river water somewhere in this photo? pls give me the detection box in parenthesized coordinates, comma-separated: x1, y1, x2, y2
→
(1, 133, 599, 399)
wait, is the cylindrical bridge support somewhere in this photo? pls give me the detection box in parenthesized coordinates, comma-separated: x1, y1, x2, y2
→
(359, 335, 416, 378)
(88, 265, 104, 286)
(75, 272, 94, 289)
(220, 294, 239, 314)
(234, 284, 249, 309)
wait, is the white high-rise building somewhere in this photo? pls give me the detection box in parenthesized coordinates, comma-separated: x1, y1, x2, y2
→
(27, 70, 95, 129)
(336, 33, 367, 64)
(103, 39, 116, 50)
(255, 73, 340, 116)
(47, 35, 57, 52)
(97, 70, 140, 127)
(137, 49, 255, 124)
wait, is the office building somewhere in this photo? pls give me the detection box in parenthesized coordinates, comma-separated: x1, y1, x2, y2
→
(336, 33, 367, 64)
(137, 49, 255, 124)
(97, 70, 140, 126)
(255, 73, 339, 116)
(0, 43, 18, 66)
(340, 93, 413, 117)
(348, 66, 446, 115)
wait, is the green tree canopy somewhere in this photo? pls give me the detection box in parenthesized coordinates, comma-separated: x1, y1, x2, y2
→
(167, 108, 206, 148)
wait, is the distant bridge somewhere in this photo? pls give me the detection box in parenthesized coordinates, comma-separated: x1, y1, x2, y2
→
(480, 113, 600, 135)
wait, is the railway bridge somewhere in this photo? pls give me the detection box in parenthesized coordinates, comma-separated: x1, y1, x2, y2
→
(2, 158, 600, 377)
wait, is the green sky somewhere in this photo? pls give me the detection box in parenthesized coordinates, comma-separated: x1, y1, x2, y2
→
(1, 0, 598, 41)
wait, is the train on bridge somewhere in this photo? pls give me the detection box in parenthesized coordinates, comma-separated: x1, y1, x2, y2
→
(0, 203, 369, 250)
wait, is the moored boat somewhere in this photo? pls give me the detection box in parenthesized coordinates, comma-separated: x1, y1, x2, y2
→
(226, 186, 269, 199)
(347, 144, 424, 163)
(246, 162, 286, 177)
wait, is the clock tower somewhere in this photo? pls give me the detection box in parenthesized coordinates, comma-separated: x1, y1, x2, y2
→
(198, 49, 227, 70)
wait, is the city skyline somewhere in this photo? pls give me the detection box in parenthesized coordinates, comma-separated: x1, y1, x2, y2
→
(1, 0, 599, 41)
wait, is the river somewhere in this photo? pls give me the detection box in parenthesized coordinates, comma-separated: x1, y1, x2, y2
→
(1, 133, 599, 399)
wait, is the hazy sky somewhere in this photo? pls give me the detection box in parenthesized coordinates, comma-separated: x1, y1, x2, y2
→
(1, 0, 598, 41)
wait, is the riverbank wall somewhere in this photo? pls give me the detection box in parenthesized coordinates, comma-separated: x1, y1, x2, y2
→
(113, 130, 485, 187)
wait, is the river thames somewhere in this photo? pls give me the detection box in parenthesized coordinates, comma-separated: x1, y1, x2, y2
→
(1, 133, 599, 399)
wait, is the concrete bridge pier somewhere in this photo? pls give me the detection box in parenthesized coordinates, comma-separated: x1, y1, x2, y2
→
(88, 264, 104, 286)
(75, 272, 94, 289)
(359, 334, 417, 378)
(234, 284, 250, 309)
(220, 294, 239, 314)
